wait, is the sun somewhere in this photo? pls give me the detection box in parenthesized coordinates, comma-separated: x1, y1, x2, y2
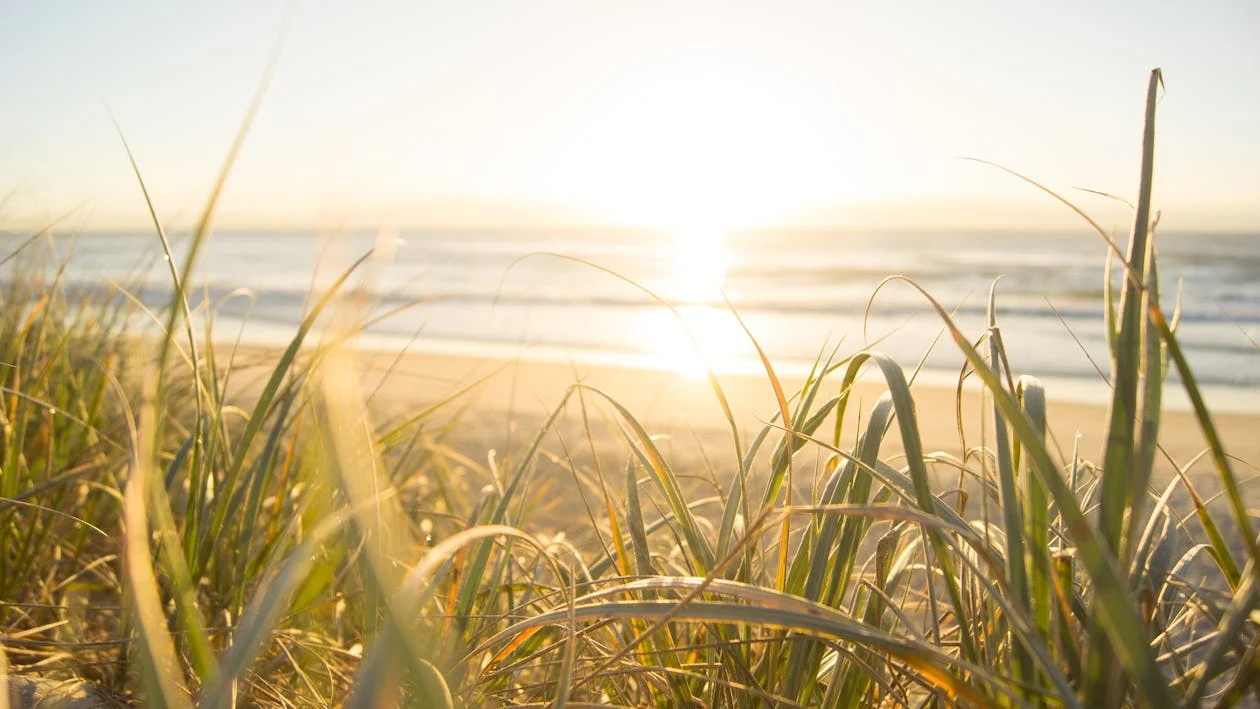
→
(561, 54, 838, 231)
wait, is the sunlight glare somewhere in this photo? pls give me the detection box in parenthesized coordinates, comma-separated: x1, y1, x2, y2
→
(646, 224, 741, 379)
(673, 224, 727, 304)
(567, 61, 841, 230)
(644, 305, 743, 380)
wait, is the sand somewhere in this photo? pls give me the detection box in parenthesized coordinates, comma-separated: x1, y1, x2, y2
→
(216, 339, 1259, 540)
(202, 340, 1260, 556)
(335, 348, 1259, 483)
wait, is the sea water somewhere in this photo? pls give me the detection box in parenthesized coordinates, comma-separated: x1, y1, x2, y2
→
(3, 228, 1258, 412)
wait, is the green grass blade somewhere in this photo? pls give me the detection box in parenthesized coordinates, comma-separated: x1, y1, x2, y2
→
(877, 275, 1175, 709)
(1097, 68, 1162, 563)
(860, 352, 980, 663)
(1016, 377, 1053, 647)
(985, 283, 1034, 693)
(626, 458, 655, 576)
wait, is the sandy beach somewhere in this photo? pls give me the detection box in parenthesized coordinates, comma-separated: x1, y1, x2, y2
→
(275, 346, 1260, 508)
(351, 349, 1250, 449)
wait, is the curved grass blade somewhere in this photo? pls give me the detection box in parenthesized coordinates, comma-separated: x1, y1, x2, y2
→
(1149, 305, 1257, 576)
(720, 292, 796, 593)
(478, 597, 1006, 707)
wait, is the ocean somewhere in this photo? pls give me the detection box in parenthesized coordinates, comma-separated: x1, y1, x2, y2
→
(3, 228, 1258, 413)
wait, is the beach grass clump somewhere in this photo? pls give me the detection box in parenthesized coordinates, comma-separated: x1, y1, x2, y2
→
(0, 236, 139, 687)
(1, 67, 1257, 707)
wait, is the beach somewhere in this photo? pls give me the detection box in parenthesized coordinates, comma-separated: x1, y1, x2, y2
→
(5, 8, 1257, 702)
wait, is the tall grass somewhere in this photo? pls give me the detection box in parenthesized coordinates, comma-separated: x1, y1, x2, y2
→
(0, 67, 1256, 706)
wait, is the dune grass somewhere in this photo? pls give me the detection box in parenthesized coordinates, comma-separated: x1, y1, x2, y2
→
(1, 68, 1257, 707)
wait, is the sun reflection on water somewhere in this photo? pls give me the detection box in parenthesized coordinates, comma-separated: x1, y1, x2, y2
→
(673, 225, 727, 305)
(648, 225, 742, 379)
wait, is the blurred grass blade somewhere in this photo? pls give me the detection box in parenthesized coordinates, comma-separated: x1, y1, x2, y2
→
(1149, 306, 1258, 576)
(124, 373, 193, 709)
(196, 249, 374, 573)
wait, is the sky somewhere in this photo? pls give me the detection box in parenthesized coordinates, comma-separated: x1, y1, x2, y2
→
(1, 1, 1258, 233)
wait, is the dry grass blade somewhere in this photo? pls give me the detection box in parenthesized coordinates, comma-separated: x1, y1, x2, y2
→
(721, 291, 797, 592)
(479, 598, 1007, 707)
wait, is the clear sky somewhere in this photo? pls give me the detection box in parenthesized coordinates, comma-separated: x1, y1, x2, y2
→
(2, 1, 1258, 233)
